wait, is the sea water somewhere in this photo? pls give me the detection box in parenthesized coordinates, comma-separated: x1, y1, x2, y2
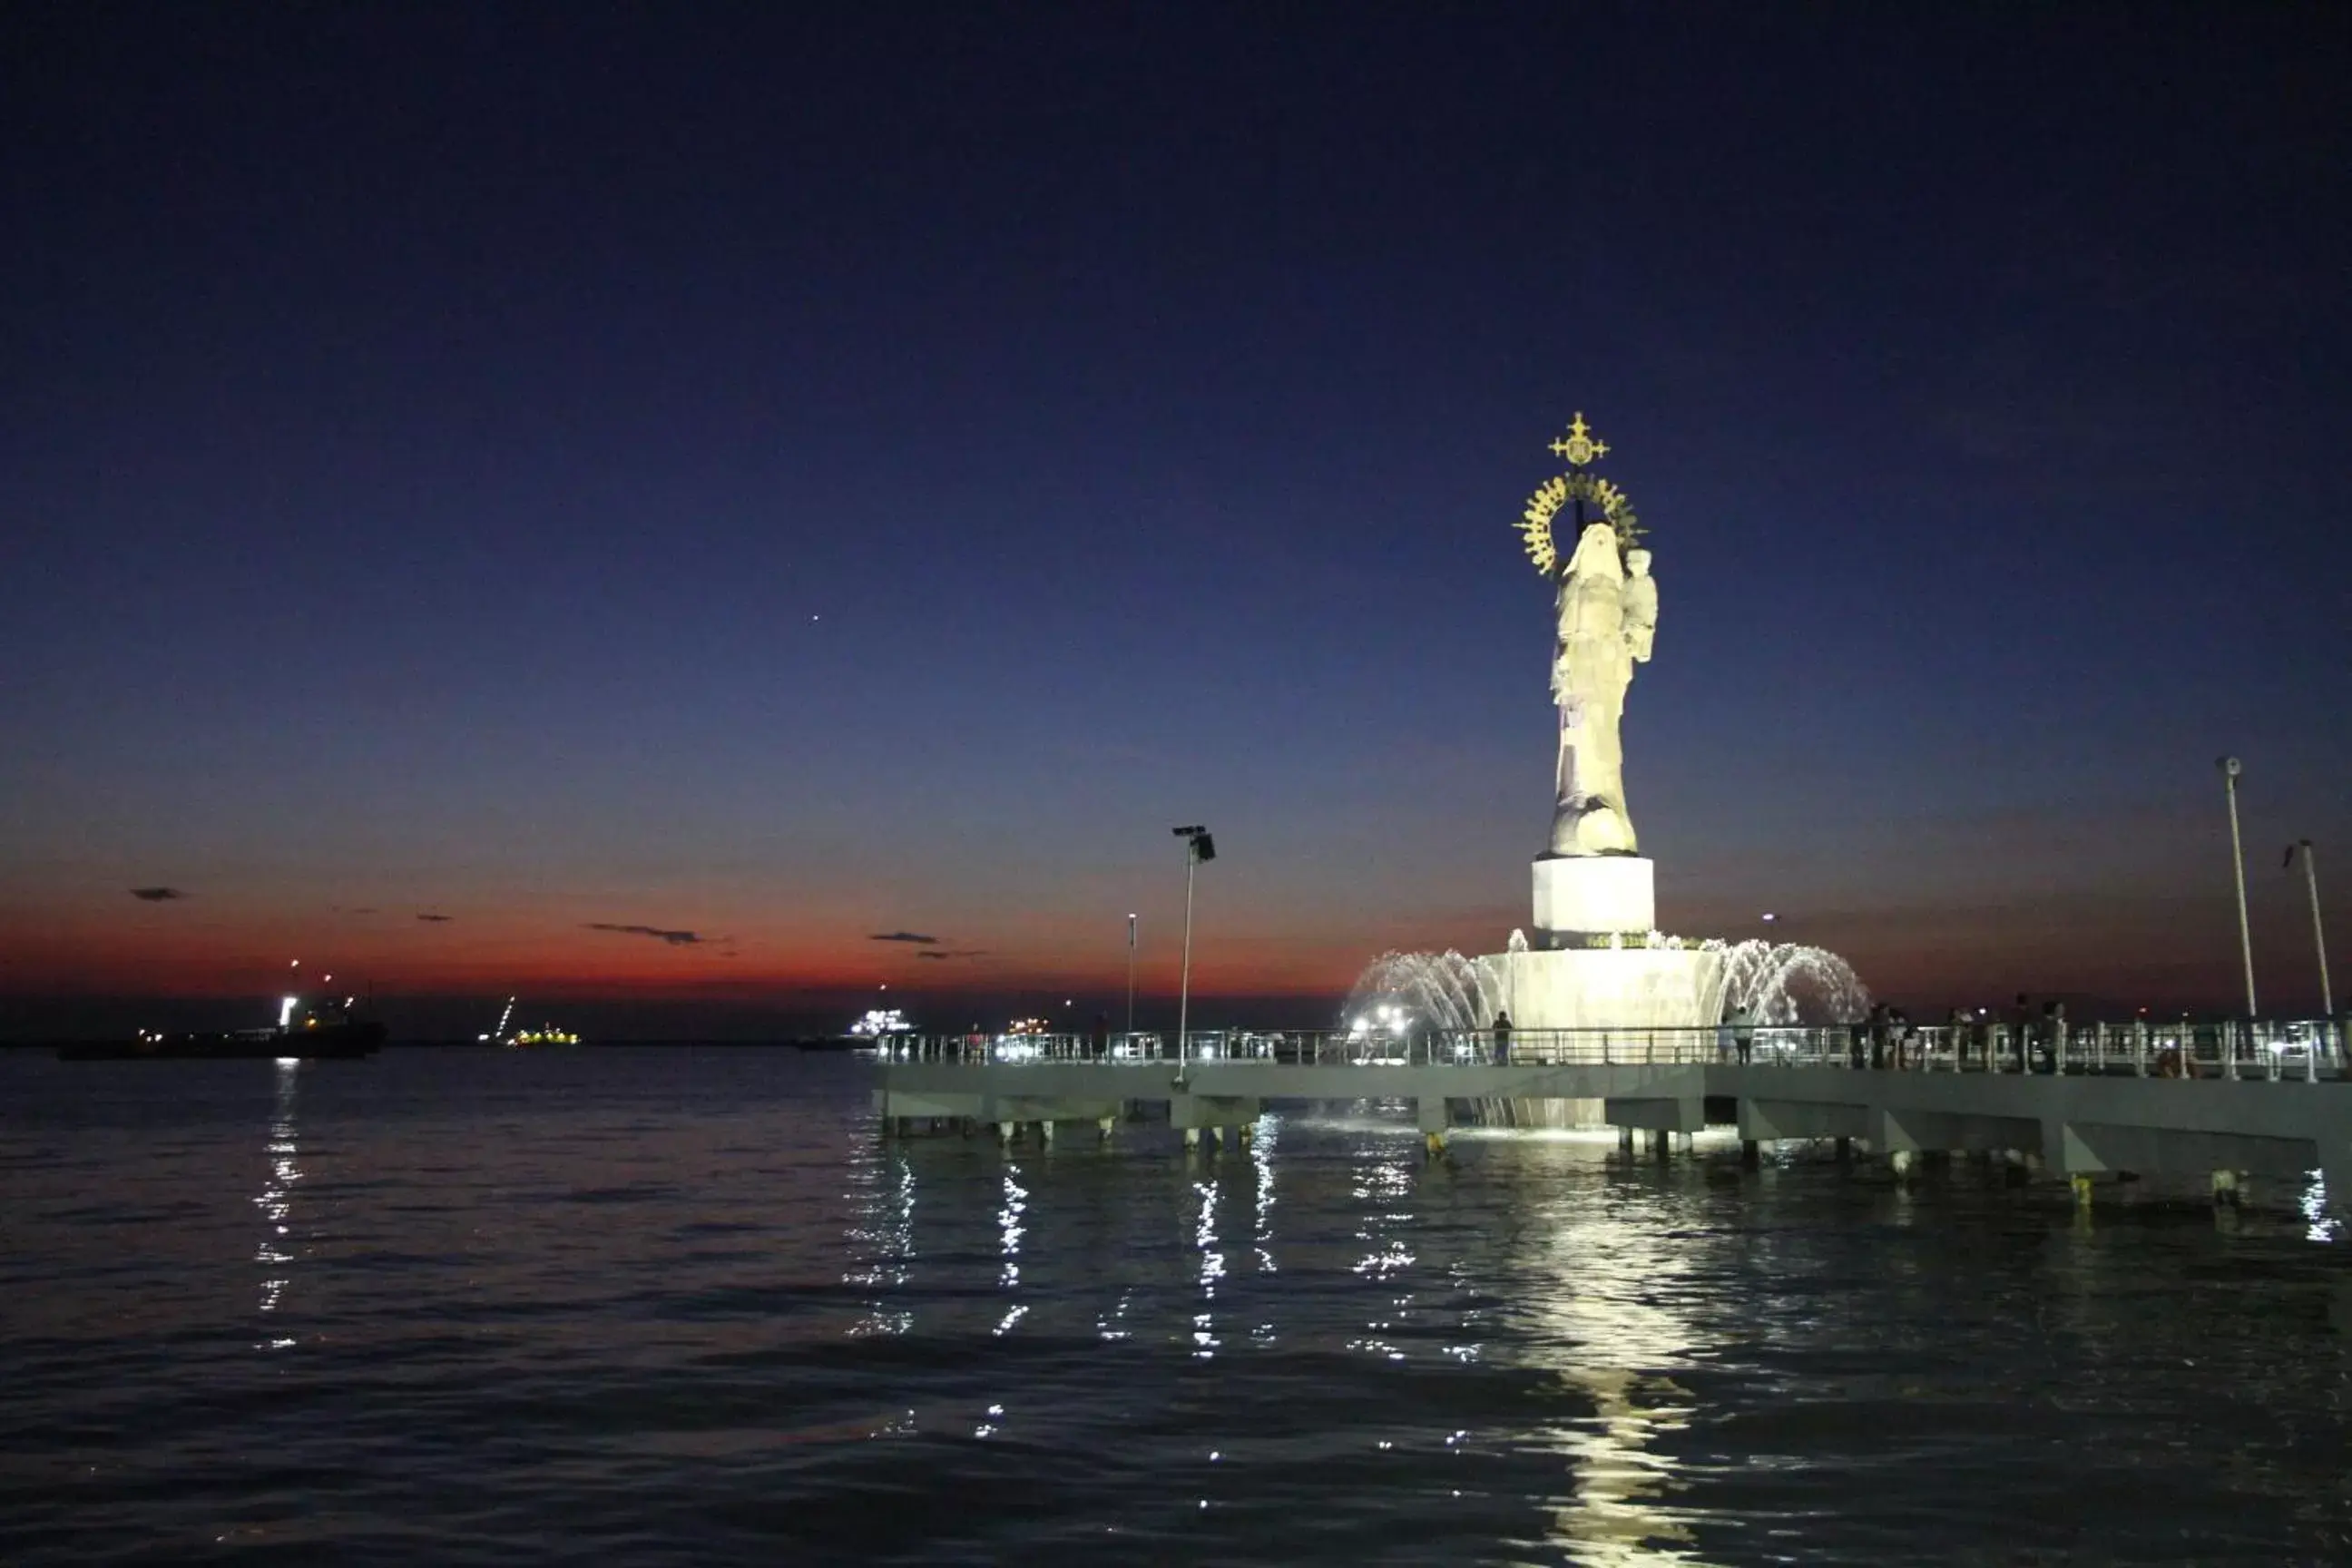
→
(4, 1047, 2349, 1564)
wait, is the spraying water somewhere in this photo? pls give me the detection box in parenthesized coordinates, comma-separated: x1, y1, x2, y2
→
(1341, 939, 1868, 1132)
(1344, 940, 1869, 1032)
(1717, 940, 1872, 1025)
(1342, 951, 1504, 1034)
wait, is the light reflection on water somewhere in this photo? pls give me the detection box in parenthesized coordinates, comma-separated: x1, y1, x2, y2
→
(6, 1050, 2352, 1566)
(841, 1140, 913, 1338)
(1514, 1188, 1707, 1563)
(1192, 1176, 1223, 1357)
(2305, 1171, 2341, 1244)
(252, 1057, 301, 1348)
(995, 1163, 1027, 1338)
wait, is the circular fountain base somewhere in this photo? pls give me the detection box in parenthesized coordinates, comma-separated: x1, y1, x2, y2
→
(1475, 945, 1727, 1032)
(1342, 942, 1867, 1132)
(1474, 946, 1727, 1131)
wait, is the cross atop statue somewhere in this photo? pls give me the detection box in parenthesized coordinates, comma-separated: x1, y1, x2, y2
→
(1517, 416, 1644, 575)
(1547, 412, 1609, 467)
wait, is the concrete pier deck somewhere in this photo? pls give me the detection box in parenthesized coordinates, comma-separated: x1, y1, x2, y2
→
(872, 1023, 2352, 1202)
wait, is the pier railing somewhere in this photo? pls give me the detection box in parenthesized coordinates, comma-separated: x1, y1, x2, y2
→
(875, 1019, 2348, 1082)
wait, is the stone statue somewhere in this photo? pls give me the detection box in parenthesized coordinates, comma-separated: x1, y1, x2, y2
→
(1548, 523, 1655, 857)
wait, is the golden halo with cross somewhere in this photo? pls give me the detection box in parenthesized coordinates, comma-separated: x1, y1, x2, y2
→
(1517, 412, 1643, 576)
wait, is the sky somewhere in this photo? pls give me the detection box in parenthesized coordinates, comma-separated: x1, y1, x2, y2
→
(4, 3, 2347, 1037)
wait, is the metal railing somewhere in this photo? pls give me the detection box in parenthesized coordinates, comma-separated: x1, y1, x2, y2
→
(872, 1019, 2348, 1081)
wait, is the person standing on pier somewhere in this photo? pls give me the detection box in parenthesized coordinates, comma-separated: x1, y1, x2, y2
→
(1491, 1011, 1512, 1065)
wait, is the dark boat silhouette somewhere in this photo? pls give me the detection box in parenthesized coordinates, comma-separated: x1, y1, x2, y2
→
(59, 995, 386, 1062)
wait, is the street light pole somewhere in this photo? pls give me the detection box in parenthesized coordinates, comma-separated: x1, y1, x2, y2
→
(1178, 860, 1195, 1078)
(1171, 826, 1214, 1082)
(2220, 757, 2257, 1018)
(2288, 840, 2334, 1016)
(1125, 913, 1138, 1043)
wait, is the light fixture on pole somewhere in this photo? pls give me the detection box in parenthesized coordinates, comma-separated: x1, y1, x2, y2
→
(1171, 826, 1215, 1081)
(2219, 757, 2257, 1018)
(2285, 839, 2333, 1017)
(1125, 912, 1138, 1043)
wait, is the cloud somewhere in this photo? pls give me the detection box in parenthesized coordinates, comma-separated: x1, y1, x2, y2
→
(868, 931, 939, 945)
(130, 887, 186, 902)
(416, 913, 455, 923)
(916, 948, 989, 962)
(585, 922, 710, 947)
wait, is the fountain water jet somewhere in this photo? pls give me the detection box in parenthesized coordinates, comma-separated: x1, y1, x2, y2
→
(1343, 938, 1870, 1038)
(1344, 951, 1504, 1036)
(1717, 940, 1872, 1025)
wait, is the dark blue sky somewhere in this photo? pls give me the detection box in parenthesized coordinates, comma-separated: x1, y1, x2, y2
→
(5, 4, 2347, 1033)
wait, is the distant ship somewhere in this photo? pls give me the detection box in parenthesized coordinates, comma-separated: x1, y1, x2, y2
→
(834, 1006, 914, 1053)
(60, 994, 386, 1062)
(480, 997, 582, 1049)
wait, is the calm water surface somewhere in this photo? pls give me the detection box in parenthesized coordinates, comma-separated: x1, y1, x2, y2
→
(5, 1046, 2351, 1564)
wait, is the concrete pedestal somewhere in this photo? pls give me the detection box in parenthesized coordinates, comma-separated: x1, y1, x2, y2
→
(1533, 856, 1654, 937)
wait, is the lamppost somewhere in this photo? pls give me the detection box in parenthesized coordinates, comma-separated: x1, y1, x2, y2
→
(2220, 758, 2257, 1019)
(2286, 840, 2334, 1017)
(1172, 826, 1215, 1081)
(1125, 912, 1138, 1043)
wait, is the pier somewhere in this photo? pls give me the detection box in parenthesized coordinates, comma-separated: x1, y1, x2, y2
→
(873, 1021, 2352, 1206)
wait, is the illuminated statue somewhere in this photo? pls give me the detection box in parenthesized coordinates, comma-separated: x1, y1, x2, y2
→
(1516, 413, 1659, 867)
(1547, 523, 1654, 856)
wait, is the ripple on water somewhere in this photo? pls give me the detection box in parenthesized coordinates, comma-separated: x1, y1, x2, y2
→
(4, 1050, 2352, 1565)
